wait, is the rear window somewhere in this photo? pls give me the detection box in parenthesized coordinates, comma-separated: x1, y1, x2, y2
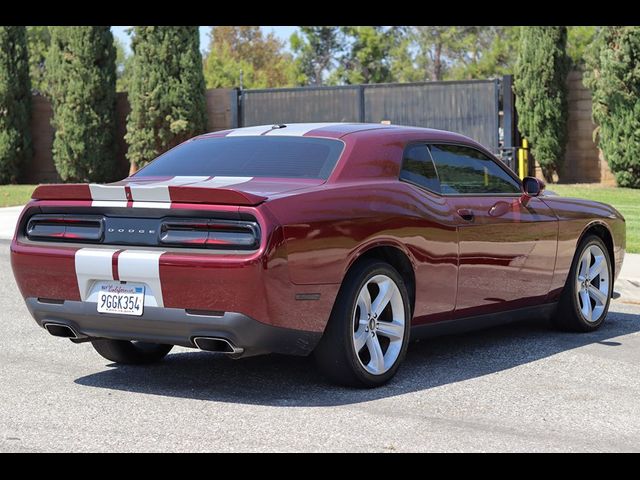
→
(134, 136, 345, 180)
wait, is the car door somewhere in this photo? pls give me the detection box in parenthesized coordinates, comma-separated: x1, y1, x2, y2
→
(427, 144, 558, 318)
(398, 143, 459, 323)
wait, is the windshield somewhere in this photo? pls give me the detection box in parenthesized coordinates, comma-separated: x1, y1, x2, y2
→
(134, 136, 345, 180)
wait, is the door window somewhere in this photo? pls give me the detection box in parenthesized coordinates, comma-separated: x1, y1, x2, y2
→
(428, 144, 520, 195)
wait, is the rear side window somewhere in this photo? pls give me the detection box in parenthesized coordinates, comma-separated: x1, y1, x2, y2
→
(429, 144, 520, 194)
(134, 136, 345, 180)
(399, 144, 440, 193)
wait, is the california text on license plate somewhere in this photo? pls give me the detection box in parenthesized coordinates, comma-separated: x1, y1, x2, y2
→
(97, 282, 145, 316)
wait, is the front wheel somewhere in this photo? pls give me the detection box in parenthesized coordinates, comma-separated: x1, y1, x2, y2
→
(91, 339, 173, 364)
(554, 235, 613, 332)
(315, 259, 411, 388)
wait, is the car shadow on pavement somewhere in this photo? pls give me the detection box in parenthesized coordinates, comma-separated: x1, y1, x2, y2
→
(75, 310, 640, 406)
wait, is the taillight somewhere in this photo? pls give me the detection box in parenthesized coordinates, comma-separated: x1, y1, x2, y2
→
(26, 215, 104, 242)
(159, 219, 260, 250)
(24, 213, 260, 250)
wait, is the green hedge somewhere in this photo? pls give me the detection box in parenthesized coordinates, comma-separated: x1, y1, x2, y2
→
(0, 26, 32, 184)
(514, 27, 570, 181)
(584, 27, 640, 189)
(125, 26, 207, 171)
(46, 26, 117, 182)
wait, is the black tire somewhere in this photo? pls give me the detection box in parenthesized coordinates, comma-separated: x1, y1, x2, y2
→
(553, 235, 613, 332)
(314, 259, 411, 388)
(91, 339, 173, 364)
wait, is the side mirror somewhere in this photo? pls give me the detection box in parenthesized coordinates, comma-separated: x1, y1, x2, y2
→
(521, 176, 545, 197)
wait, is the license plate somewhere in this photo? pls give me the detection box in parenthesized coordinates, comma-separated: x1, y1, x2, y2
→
(97, 282, 145, 316)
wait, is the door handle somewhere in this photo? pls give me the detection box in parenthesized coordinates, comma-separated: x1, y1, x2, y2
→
(456, 208, 474, 222)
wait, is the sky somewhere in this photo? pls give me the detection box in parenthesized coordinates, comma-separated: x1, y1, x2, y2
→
(111, 26, 299, 54)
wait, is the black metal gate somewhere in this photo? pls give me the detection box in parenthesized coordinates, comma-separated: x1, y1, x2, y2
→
(237, 77, 516, 169)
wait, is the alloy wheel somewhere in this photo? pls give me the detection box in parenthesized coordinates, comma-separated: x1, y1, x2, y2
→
(352, 274, 406, 375)
(575, 244, 610, 323)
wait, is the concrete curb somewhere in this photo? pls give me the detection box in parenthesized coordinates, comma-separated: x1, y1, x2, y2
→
(615, 252, 640, 305)
(0, 205, 22, 240)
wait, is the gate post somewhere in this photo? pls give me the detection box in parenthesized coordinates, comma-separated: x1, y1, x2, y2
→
(502, 75, 517, 171)
(230, 88, 240, 128)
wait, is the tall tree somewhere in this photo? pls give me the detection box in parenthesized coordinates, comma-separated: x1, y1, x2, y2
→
(46, 26, 117, 182)
(413, 26, 471, 81)
(514, 26, 570, 181)
(389, 36, 425, 83)
(290, 26, 344, 85)
(330, 26, 401, 84)
(567, 26, 598, 65)
(26, 26, 50, 94)
(203, 26, 298, 88)
(448, 27, 520, 80)
(584, 26, 640, 188)
(125, 26, 207, 172)
(114, 35, 133, 92)
(0, 26, 32, 183)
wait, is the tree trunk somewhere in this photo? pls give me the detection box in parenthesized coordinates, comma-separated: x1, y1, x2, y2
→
(433, 42, 443, 81)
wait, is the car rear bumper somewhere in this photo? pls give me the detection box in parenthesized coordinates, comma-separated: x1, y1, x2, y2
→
(11, 238, 340, 333)
(26, 297, 321, 357)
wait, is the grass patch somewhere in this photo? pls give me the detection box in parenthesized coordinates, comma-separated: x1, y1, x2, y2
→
(550, 184, 640, 254)
(0, 185, 37, 208)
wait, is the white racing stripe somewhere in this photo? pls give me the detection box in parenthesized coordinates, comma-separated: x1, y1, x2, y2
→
(128, 176, 210, 202)
(89, 184, 127, 200)
(75, 248, 166, 308)
(131, 202, 171, 209)
(89, 184, 127, 207)
(75, 248, 119, 301)
(86, 200, 171, 209)
(263, 122, 344, 136)
(188, 176, 253, 188)
(128, 176, 210, 187)
(226, 125, 274, 136)
(117, 250, 165, 307)
(227, 123, 344, 137)
(92, 200, 128, 208)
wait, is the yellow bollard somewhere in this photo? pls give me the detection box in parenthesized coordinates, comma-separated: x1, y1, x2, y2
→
(518, 139, 529, 179)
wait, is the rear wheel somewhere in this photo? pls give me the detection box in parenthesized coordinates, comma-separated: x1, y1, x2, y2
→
(91, 339, 173, 364)
(554, 235, 613, 332)
(315, 260, 411, 388)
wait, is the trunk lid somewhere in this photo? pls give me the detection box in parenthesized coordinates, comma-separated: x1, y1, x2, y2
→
(31, 176, 324, 206)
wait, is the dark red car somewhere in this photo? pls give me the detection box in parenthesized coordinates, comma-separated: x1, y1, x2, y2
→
(11, 123, 626, 387)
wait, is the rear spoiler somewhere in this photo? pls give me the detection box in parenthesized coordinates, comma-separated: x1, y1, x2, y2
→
(31, 184, 267, 206)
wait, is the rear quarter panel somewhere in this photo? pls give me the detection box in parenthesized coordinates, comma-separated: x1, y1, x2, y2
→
(265, 180, 459, 323)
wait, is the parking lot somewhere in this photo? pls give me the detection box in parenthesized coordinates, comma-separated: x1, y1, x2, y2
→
(1, 238, 639, 452)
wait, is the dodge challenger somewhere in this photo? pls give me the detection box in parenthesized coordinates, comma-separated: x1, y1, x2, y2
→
(10, 123, 626, 387)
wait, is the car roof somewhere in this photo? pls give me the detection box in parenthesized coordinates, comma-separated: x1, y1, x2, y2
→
(198, 122, 479, 144)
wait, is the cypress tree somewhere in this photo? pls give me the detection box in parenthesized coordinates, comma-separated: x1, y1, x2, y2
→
(514, 27, 570, 181)
(125, 26, 207, 171)
(584, 27, 640, 188)
(0, 26, 32, 184)
(46, 26, 117, 182)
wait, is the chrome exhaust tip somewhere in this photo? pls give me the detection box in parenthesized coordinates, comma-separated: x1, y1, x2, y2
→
(193, 336, 244, 355)
(43, 322, 80, 339)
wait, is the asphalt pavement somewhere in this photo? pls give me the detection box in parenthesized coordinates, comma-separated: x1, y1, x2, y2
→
(1, 239, 640, 452)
